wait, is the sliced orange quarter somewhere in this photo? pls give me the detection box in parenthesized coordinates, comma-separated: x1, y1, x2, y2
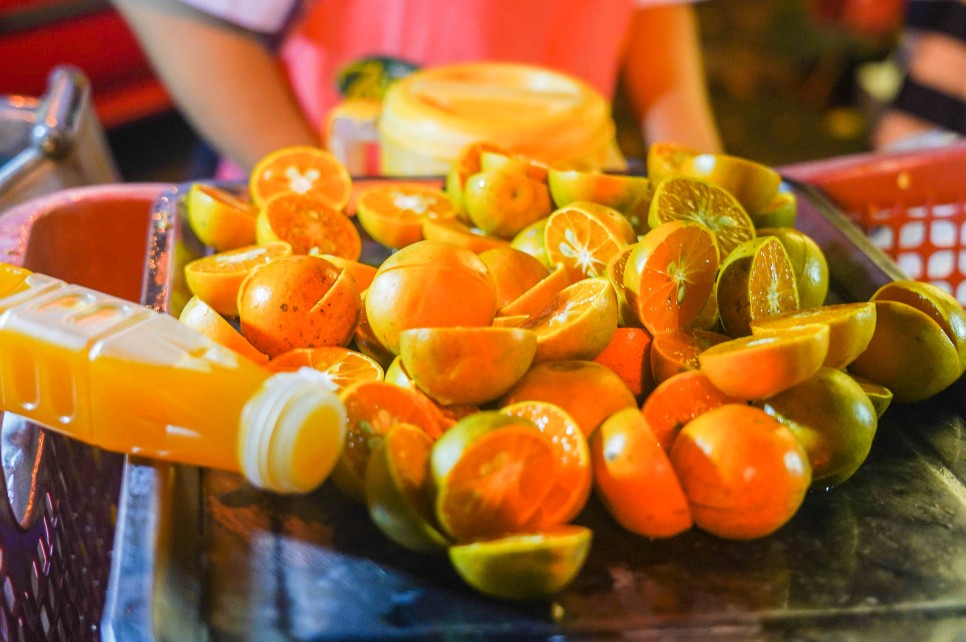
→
(512, 276, 619, 363)
(256, 191, 362, 260)
(266, 345, 384, 390)
(623, 220, 719, 335)
(544, 201, 636, 281)
(431, 411, 557, 541)
(249, 145, 352, 209)
(183, 241, 292, 317)
(356, 183, 456, 250)
(715, 235, 800, 338)
(698, 323, 830, 400)
(332, 379, 443, 502)
(591, 406, 692, 538)
(648, 175, 755, 259)
(500, 400, 592, 528)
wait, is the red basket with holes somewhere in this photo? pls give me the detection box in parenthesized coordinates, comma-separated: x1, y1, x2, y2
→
(782, 141, 966, 305)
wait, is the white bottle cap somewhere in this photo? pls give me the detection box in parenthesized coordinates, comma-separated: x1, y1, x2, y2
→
(239, 370, 348, 493)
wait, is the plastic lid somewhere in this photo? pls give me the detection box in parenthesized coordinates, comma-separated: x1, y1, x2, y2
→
(378, 62, 617, 167)
(239, 370, 348, 493)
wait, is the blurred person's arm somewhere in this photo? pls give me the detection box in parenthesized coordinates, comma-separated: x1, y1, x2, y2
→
(620, 3, 723, 153)
(111, 0, 319, 173)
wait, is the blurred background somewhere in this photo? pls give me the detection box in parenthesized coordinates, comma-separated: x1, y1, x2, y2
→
(0, 0, 902, 182)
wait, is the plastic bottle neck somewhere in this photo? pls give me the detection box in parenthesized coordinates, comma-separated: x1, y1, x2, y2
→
(239, 369, 347, 494)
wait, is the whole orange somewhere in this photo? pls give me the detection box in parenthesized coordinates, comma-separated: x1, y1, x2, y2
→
(237, 254, 360, 357)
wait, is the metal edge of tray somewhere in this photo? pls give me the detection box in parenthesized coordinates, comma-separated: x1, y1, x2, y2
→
(102, 176, 948, 641)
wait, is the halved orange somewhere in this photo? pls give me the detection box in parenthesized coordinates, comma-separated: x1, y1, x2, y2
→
(592, 326, 654, 398)
(364, 239, 497, 355)
(547, 168, 652, 234)
(266, 345, 384, 390)
(499, 360, 638, 437)
(256, 191, 362, 260)
(509, 217, 551, 267)
(249, 145, 352, 209)
(479, 149, 550, 181)
(420, 215, 510, 254)
(398, 326, 538, 406)
(544, 201, 636, 281)
(848, 299, 962, 403)
(591, 406, 692, 538)
(356, 183, 456, 249)
(640, 369, 739, 451)
(669, 403, 811, 540)
(623, 220, 719, 335)
(365, 423, 451, 553)
(497, 264, 572, 318)
(500, 400, 592, 528)
(448, 525, 592, 600)
(676, 152, 782, 214)
(185, 183, 257, 251)
(444, 140, 509, 223)
(514, 276, 619, 363)
(431, 411, 557, 541)
(715, 235, 800, 338)
(645, 141, 697, 183)
(604, 243, 641, 328)
(698, 324, 830, 400)
(757, 227, 829, 309)
(479, 246, 550, 310)
(750, 301, 876, 370)
(178, 295, 269, 364)
(871, 279, 966, 370)
(649, 327, 730, 385)
(183, 241, 292, 317)
(314, 253, 378, 291)
(332, 379, 443, 502)
(648, 175, 756, 259)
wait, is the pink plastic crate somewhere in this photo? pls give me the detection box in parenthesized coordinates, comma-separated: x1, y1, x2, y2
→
(783, 141, 966, 304)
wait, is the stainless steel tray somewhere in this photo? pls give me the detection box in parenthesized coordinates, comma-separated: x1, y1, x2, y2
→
(111, 178, 966, 640)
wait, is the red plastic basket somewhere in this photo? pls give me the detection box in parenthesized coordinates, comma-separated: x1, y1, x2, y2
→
(782, 141, 966, 305)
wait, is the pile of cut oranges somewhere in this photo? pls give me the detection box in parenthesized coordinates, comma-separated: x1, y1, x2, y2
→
(178, 142, 966, 601)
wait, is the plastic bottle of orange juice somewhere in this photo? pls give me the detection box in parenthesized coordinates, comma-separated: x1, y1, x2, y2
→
(0, 264, 346, 494)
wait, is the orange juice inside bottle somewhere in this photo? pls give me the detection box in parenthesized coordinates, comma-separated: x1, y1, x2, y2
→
(0, 265, 347, 493)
